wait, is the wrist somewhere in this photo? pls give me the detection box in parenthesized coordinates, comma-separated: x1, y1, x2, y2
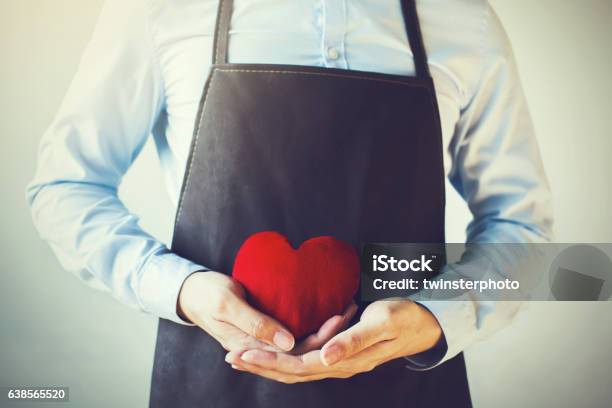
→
(413, 302, 443, 352)
(177, 270, 207, 323)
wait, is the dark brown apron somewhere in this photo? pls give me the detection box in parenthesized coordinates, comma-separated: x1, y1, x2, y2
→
(150, 0, 471, 406)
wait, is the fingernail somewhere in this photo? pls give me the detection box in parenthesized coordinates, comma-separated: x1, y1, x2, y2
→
(273, 331, 294, 351)
(241, 350, 257, 362)
(322, 344, 343, 366)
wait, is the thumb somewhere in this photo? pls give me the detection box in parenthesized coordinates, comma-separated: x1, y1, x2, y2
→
(320, 319, 384, 366)
(226, 296, 295, 351)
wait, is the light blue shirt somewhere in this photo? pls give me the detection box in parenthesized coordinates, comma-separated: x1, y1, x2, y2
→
(27, 0, 553, 369)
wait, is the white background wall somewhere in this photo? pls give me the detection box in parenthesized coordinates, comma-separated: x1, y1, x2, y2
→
(1, 1, 610, 407)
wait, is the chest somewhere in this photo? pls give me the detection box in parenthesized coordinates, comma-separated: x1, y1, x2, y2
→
(151, 0, 465, 174)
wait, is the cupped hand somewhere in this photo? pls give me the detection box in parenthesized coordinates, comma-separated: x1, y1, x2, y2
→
(178, 271, 357, 354)
(225, 300, 442, 383)
(178, 271, 295, 352)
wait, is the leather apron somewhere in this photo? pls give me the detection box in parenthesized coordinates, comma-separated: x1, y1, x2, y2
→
(150, 0, 471, 406)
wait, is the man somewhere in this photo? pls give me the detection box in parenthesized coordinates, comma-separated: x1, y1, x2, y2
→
(28, 0, 552, 406)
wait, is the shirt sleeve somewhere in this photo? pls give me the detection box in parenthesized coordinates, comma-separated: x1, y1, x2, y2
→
(25, 0, 204, 324)
(405, 4, 554, 370)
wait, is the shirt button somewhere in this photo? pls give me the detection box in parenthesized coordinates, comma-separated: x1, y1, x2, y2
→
(327, 47, 339, 60)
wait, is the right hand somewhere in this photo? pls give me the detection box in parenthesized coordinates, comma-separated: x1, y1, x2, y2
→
(178, 271, 296, 352)
(178, 271, 358, 355)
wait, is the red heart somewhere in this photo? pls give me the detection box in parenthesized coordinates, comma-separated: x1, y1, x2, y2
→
(232, 231, 360, 339)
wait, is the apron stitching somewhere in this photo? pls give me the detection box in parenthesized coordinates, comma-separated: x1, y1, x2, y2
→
(217, 68, 429, 88)
(175, 72, 217, 226)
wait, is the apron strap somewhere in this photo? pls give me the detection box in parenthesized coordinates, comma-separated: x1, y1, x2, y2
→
(400, 0, 431, 78)
(212, 0, 430, 78)
(212, 0, 233, 65)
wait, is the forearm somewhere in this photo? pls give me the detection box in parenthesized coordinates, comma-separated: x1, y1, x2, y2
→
(27, 179, 203, 323)
(25, 0, 208, 323)
(406, 219, 551, 369)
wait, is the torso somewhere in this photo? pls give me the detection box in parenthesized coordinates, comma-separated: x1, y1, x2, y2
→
(145, 0, 491, 206)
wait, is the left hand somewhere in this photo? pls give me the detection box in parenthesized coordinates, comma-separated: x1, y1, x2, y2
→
(225, 300, 442, 383)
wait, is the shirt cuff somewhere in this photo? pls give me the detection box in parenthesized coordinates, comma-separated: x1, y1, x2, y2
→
(404, 331, 448, 369)
(404, 297, 477, 370)
(137, 251, 207, 325)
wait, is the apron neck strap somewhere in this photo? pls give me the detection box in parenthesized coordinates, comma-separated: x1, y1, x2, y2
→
(212, 0, 233, 66)
(400, 0, 430, 78)
(212, 0, 430, 78)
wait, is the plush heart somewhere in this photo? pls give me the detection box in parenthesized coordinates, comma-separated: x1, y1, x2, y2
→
(232, 231, 360, 339)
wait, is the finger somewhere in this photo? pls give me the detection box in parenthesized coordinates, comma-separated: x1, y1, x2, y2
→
(230, 358, 297, 383)
(228, 342, 395, 381)
(292, 316, 341, 355)
(330, 339, 397, 372)
(292, 315, 342, 355)
(240, 349, 317, 375)
(223, 296, 295, 351)
(209, 320, 280, 352)
(231, 360, 348, 383)
(227, 349, 326, 376)
(226, 352, 343, 383)
(293, 303, 358, 354)
(320, 319, 390, 366)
